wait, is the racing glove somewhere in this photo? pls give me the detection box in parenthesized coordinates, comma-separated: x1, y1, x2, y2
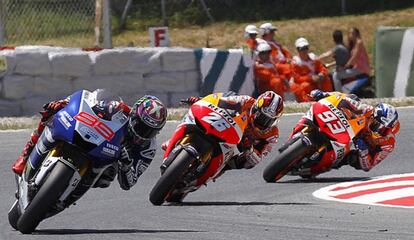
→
(44, 99, 69, 112)
(118, 147, 133, 172)
(40, 99, 69, 121)
(309, 89, 328, 101)
(355, 138, 368, 151)
(355, 138, 371, 171)
(180, 96, 201, 106)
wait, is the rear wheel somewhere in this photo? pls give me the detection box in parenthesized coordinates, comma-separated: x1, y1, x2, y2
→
(149, 150, 194, 206)
(17, 161, 74, 234)
(263, 138, 310, 183)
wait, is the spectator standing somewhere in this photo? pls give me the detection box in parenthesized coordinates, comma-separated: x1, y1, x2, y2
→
(290, 38, 332, 102)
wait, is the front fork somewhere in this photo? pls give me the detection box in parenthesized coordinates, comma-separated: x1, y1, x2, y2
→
(17, 143, 91, 210)
(288, 126, 327, 170)
(162, 134, 213, 172)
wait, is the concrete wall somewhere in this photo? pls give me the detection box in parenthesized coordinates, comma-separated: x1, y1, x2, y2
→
(0, 46, 200, 116)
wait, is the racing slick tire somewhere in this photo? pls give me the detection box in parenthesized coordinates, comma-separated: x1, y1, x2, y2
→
(263, 138, 310, 183)
(149, 150, 194, 206)
(17, 161, 74, 234)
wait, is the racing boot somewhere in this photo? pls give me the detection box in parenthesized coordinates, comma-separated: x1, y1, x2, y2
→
(12, 130, 40, 175)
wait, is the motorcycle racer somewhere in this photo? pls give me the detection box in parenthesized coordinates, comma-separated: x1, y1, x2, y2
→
(12, 90, 167, 190)
(296, 90, 399, 177)
(163, 91, 283, 172)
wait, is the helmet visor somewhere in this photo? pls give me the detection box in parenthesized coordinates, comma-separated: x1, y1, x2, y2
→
(254, 111, 276, 130)
(130, 117, 160, 141)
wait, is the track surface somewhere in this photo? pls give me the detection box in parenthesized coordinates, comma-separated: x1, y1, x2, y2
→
(1, 108, 413, 240)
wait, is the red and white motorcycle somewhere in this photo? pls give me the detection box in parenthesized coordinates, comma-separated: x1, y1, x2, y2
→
(149, 93, 248, 205)
(263, 92, 368, 182)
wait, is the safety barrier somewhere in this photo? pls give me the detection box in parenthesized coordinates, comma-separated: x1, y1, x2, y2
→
(0, 46, 254, 116)
(376, 27, 414, 97)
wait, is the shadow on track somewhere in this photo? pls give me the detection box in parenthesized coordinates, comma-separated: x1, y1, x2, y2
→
(278, 177, 370, 184)
(34, 228, 202, 235)
(169, 201, 313, 206)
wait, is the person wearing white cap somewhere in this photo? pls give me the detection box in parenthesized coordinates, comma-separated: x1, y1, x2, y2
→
(290, 37, 333, 102)
(244, 24, 259, 51)
(253, 42, 288, 98)
(259, 22, 292, 78)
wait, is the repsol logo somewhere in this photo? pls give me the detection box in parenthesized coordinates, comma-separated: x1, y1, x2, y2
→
(207, 103, 236, 126)
(327, 104, 350, 129)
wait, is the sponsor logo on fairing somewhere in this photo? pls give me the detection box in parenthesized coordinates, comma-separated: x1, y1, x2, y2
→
(101, 143, 120, 157)
(102, 147, 116, 157)
(206, 103, 236, 126)
(58, 111, 73, 129)
(79, 126, 100, 140)
(327, 103, 350, 129)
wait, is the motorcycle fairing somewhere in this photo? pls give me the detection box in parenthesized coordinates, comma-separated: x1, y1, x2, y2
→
(312, 100, 353, 144)
(191, 99, 248, 145)
(51, 90, 128, 165)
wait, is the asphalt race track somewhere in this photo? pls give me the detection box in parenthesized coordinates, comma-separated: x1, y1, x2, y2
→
(1, 107, 413, 240)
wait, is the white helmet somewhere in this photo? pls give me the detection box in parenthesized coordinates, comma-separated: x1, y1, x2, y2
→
(245, 24, 258, 34)
(257, 42, 272, 53)
(259, 22, 277, 35)
(295, 37, 310, 48)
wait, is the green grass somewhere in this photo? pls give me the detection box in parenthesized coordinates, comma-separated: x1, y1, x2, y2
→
(6, 8, 95, 47)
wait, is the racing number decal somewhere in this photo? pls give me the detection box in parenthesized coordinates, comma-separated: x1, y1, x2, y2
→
(317, 111, 346, 134)
(74, 112, 115, 141)
(202, 112, 230, 132)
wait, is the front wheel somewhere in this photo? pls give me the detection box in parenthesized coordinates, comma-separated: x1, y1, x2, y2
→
(8, 200, 20, 230)
(263, 138, 310, 183)
(149, 150, 194, 206)
(17, 161, 74, 234)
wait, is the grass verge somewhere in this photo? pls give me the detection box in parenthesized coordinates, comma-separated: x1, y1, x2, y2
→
(8, 7, 414, 66)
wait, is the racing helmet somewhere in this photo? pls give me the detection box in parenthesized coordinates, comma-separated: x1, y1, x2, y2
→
(250, 91, 283, 130)
(128, 95, 167, 143)
(370, 103, 399, 136)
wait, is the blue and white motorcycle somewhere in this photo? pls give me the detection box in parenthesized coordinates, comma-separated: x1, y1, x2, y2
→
(8, 90, 129, 234)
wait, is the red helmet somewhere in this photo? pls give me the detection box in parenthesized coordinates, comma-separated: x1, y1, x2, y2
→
(250, 91, 283, 130)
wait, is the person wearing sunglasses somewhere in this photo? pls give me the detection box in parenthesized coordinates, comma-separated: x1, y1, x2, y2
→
(290, 37, 333, 102)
